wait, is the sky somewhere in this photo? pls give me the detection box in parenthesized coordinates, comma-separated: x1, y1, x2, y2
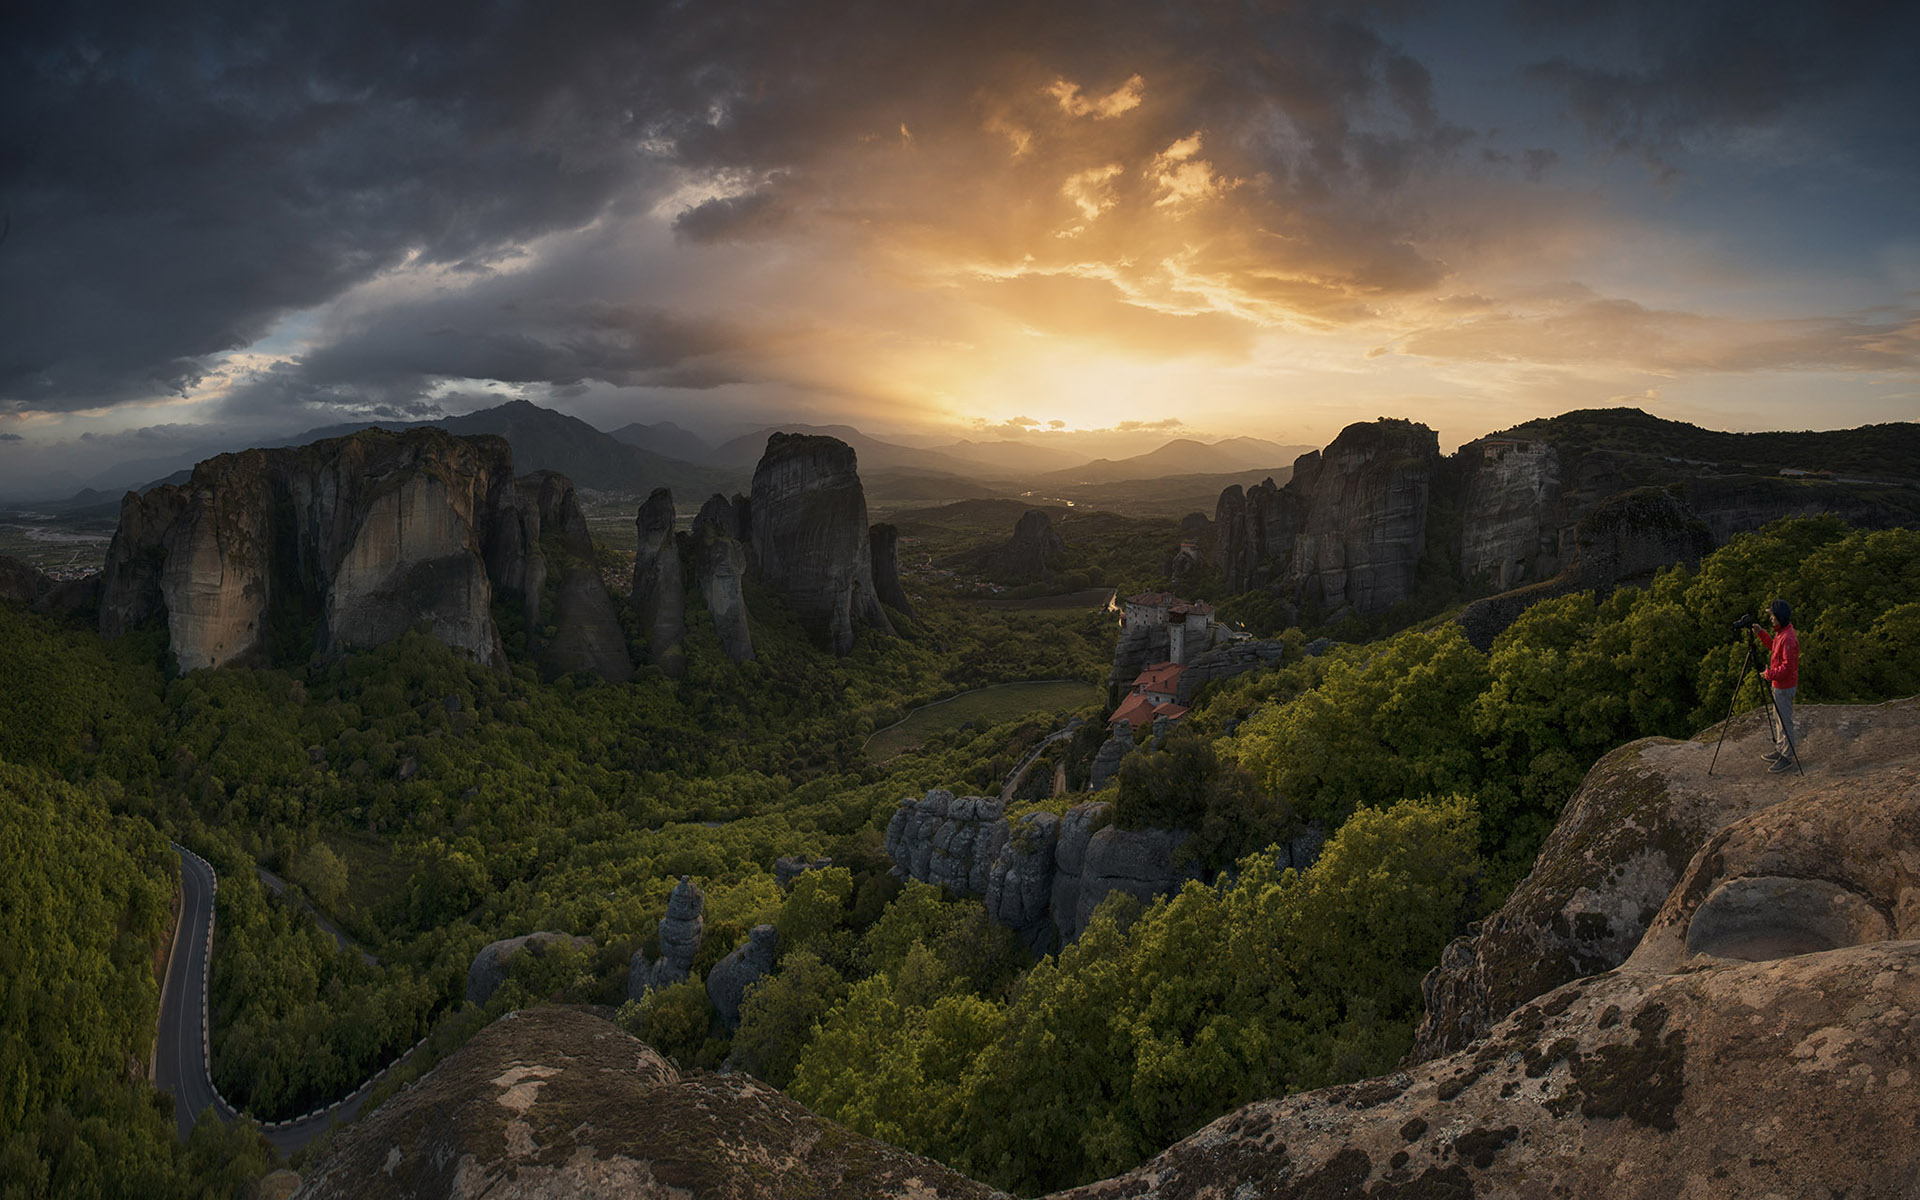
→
(3, 0, 1916, 495)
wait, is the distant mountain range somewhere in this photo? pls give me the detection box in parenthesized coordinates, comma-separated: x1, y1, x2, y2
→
(1036, 436, 1312, 485)
(23, 401, 1327, 516)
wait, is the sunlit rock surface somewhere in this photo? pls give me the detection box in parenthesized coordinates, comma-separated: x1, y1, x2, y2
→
(1412, 695, 1920, 1059)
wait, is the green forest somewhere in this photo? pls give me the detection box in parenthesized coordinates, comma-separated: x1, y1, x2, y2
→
(3, 513, 1918, 1197)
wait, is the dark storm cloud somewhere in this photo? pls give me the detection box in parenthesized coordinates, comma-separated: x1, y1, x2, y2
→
(4, 0, 1495, 419)
(1517, 0, 1920, 170)
(2, 0, 670, 412)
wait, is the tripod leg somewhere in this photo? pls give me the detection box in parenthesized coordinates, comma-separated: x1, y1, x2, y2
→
(1707, 642, 1757, 777)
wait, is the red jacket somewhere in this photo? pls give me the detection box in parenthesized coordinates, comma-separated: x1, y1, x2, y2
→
(1757, 624, 1799, 689)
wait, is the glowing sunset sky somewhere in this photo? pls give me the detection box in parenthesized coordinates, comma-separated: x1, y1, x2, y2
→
(3, 0, 1916, 493)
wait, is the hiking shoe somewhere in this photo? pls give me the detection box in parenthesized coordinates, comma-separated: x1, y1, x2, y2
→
(1762, 750, 1784, 763)
(1768, 756, 1795, 772)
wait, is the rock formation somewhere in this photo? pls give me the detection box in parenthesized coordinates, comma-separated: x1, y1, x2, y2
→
(1455, 486, 1714, 650)
(707, 925, 779, 1030)
(1207, 408, 1919, 646)
(627, 877, 704, 1000)
(1284, 419, 1438, 617)
(630, 488, 687, 676)
(868, 523, 916, 620)
(748, 433, 893, 654)
(884, 791, 1210, 950)
(774, 855, 834, 890)
(1213, 473, 1311, 595)
(1087, 722, 1137, 791)
(1004, 510, 1071, 582)
(0, 555, 50, 606)
(96, 428, 637, 676)
(466, 931, 594, 1007)
(512, 472, 633, 682)
(691, 495, 754, 663)
(1411, 695, 1920, 1060)
(1172, 638, 1286, 706)
(292, 1006, 1000, 1200)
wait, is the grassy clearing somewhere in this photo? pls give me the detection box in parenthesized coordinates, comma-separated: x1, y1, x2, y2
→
(866, 679, 1103, 762)
(979, 587, 1117, 612)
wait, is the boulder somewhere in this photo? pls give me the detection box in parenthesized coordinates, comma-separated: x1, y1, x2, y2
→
(1411, 695, 1920, 1061)
(466, 931, 593, 1007)
(773, 855, 833, 890)
(1072, 825, 1199, 935)
(707, 925, 779, 1030)
(630, 487, 687, 676)
(293, 1007, 999, 1200)
(747, 433, 893, 654)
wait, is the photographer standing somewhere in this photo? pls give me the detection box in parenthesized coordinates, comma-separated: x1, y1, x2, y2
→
(1751, 600, 1801, 772)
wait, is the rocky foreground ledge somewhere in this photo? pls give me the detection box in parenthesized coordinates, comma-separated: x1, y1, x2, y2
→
(294, 700, 1920, 1199)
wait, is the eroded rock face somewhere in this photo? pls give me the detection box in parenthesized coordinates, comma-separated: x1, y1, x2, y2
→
(514, 472, 632, 682)
(707, 925, 779, 1030)
(748, 433, 893, 654)
(628, 877, 705, 1000)
(869, 523, 915, 620)
(466, 932, 594, 1007)
(1213, 475, 1310, 594)
(885, 792, 1194, 949)
(97, 429, 626, 674)
(630, 488, 687, 676)
(691, 500, 753, 663)
(1458, 438, 1563, 590)
(1411, 696, 1920, 1060)
(292, 1007, 1000, 1200)
(1074, 825, 1198, 934)
(1087, 722, 1136, 791)
(884, 790, 1009, 899)
(1287, 419, 1438, 617)
(1051, 940, 1920, 1200)
(1173, 639, 1285, 706)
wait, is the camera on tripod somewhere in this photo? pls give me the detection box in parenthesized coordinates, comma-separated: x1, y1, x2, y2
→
(1730, 613, 1753, 634)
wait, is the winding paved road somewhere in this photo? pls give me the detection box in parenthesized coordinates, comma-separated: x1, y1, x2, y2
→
(156, 843, 425, 1154)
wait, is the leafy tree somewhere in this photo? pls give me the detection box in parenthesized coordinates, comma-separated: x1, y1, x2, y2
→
(731, 949, 846, 1087)
(291, 841, 349, 910)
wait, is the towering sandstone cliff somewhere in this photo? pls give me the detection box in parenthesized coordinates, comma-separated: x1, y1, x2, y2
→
(1212, 408, 1920, 643)
(748, 432, 894, 654)
(630, 487, 688, 676)
(624, 433, 900, 666)
(1208, 419, 1438, 619)
(98, 429, 631, 677)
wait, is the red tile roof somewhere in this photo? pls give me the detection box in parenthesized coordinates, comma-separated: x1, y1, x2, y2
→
(1133, 662, 1184, 693)
(1108, 694, 1189, 727)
